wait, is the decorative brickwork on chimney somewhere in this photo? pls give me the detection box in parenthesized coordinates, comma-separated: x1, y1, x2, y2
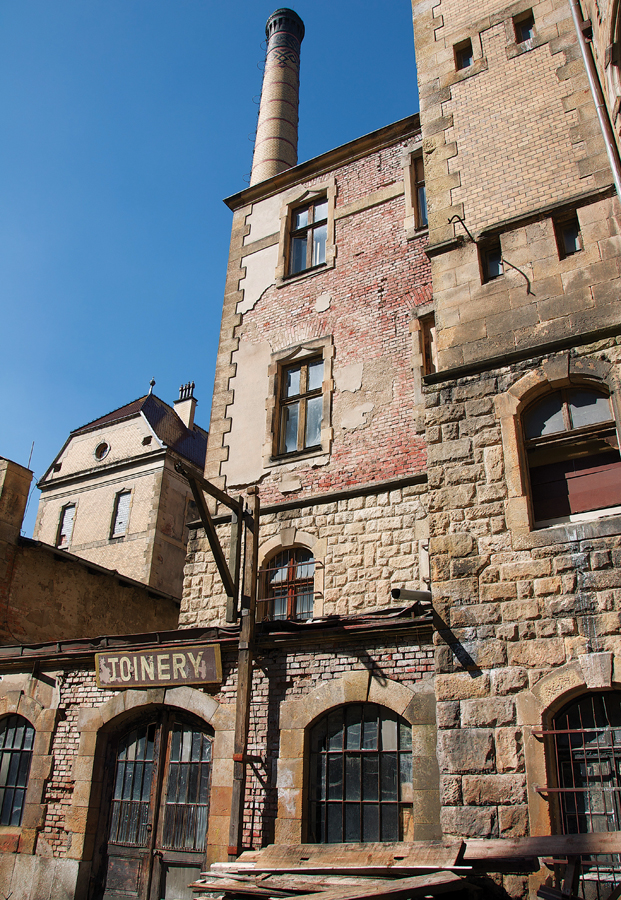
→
(250, 8, 305, 186)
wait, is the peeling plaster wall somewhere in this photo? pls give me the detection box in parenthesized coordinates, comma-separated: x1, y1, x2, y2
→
(223, 341, 272, 486)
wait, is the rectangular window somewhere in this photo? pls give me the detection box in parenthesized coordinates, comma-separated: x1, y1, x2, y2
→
(57, 504, 75, 548)
(455, 39, 473, 70)
(420, 314, 437, 375)
(480, 239, 503, 282)
(554, 213, 582, 259)
(111, 491, 131, 538)
(278, 358, 324, 454)
(413, 157, 428, 229)
(514, 10, 535, 42)
(288, 198, 328, 276)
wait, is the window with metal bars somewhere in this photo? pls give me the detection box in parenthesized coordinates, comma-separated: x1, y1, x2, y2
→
(108, 719, 212, 852)
(257, 548, 315, 622)
(288, 198, 328, 276)
(523, 387, 621, 526)
(543, 693, 621, 879)
(0, 715, 34, 827)
(308, 704, 413, 844)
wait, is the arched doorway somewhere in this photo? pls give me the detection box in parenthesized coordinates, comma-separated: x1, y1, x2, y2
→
(95, 709, 212, 900)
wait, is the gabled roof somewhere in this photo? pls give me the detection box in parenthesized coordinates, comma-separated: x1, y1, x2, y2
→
(71, 393, 208, 469)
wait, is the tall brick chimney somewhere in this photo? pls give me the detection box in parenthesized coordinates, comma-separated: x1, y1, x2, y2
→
(250, 8, 305, 186)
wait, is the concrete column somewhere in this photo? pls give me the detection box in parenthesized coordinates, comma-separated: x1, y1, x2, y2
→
(250, 8, 305, 186)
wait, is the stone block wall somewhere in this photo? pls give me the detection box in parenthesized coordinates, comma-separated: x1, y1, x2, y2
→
(181, 480, 429, 627)
(424, 339, 621, 852)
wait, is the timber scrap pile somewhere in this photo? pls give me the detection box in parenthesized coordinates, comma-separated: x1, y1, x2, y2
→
(191, 835, 621, 900)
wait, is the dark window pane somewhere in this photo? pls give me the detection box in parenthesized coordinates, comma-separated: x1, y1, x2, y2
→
(417, 185, 428, 227)
(344, 803, 361, 842)
(326, 803, 342, 843)
(327, 755, 343, 801)
(345, 755, 361, 801)
(362, 755, 379, 801)
(381, 753, 398, 801)
(362, 804, 380, 842)
(524, 392, 565, 439)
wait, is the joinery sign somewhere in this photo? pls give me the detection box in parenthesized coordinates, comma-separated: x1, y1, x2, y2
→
(95, 643, 222, 688)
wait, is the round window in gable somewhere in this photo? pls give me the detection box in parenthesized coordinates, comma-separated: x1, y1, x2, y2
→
(94, 442, 110, 461)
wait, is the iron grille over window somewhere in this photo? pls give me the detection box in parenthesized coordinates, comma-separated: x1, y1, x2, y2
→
(289, 198, 328, 275)
(308, 704, 413, 843)
(162, 722, 212, 851)
(523, 387, 621, 524)
(0, 715, 34, 826)
(258, 548, 315, 621)
(544, 693, 621, 881)
(278, 358, 323, 455)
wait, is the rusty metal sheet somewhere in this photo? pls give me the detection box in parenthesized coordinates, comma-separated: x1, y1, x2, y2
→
(96, 643, 222, 688)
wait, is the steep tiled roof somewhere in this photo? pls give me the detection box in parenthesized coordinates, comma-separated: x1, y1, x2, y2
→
(71, 393, 207, 468)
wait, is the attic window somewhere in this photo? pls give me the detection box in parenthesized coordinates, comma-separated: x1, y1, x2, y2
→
(53, 463, 62, 473)
(94, 442, 110, 461)
(142, 436, 152, 446)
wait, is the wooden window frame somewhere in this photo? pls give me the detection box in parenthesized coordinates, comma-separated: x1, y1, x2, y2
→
(277, 356, 324, 457)
(275, 180, 337, 286)
(454, 39, 474, 70)
(513, 9, 535, 42)
(554, 212, 583, 260)
(288, 198, 329, 277)
(523, 387, 621, 525)
(480, 238, 503, 283)
(258, 548, 316, 622)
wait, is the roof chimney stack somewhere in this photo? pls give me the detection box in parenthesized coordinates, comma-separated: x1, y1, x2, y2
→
(174, 381, 197, 430)
(250, 8, 305, 186)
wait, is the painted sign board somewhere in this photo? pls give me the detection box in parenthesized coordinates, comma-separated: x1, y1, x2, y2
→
(95, 643, 222, 689)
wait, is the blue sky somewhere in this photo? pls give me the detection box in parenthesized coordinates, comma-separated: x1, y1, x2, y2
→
(0, 0, 418, 535)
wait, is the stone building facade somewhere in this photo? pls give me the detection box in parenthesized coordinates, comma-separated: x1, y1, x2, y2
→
(34, 386, 207, 599)
(3, 2, 621, 898)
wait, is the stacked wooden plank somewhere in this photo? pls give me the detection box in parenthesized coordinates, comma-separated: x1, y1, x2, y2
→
(191, 835, 621, 900)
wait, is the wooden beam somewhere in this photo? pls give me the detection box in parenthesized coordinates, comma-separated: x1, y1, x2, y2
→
(228, 486, 260, 860)
(226, 496, 243, 623)
(185, 474, 235, 598)
(176, 462, 240, 511)
(465, 833, 621, 860)
(256, 872, 467, 900)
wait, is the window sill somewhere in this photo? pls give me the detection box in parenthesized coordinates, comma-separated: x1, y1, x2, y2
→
(269, 446, 327, 467)
(513, 509, 621, 550)
(277, 261, 333, 288)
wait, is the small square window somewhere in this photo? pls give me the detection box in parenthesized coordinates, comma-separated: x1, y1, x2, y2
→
(480, 240, 503, 282)
(555, 214, 582, 259)
(288, 198, 328, 276)
(514, 11, 535, 42)
(278, 357, 324, 455)
(455, 39, 474, 71)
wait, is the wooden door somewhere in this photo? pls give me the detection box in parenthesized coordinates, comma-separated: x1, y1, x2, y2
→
(98, 714, 212, 900)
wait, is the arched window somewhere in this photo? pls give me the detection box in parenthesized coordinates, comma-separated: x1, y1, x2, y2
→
(523, 387, 621, 525)
(0, 715, 35, 826)
(258, 548, 315, 621)
(551, 693, 621, 836)
(308, 704, 413, 843)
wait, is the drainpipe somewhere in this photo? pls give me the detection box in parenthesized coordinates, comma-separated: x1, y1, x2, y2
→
(568, 0, 621, 198)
